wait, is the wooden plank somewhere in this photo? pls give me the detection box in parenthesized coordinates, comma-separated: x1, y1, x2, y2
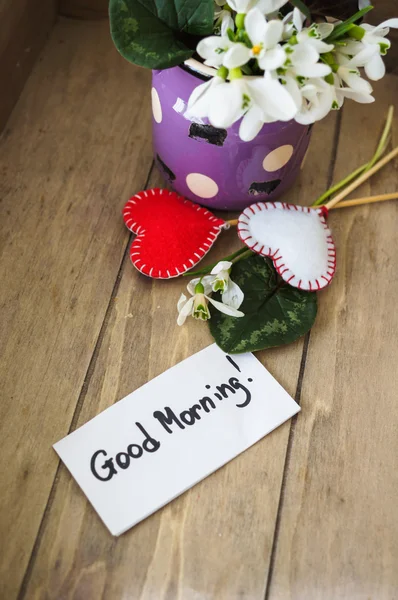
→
(267, 75, 398, 600)
(0, 19, 153, 599)
(0, 0, 57, 132)
(59, 0, 108, 19)
(21, 112, 338, 599)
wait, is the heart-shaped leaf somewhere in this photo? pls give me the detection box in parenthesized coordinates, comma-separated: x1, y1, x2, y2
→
(109, 0, 214, 69)
(209, 255, 317, 354)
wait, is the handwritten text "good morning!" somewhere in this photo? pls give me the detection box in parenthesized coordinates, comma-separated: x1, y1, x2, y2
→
(90, 356, 253, 482)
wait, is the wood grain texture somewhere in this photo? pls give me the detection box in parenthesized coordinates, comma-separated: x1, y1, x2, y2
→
(5, 13, 397, 600)
(0, 19, 153, 599)
(267, 76, 398, 600)
(59, 0, 108, 19)
(19, 105, 338, 598)
(0, 0, 57, 132)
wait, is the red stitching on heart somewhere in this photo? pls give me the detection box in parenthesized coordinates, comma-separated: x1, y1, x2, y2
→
(237, 201, 336, 291)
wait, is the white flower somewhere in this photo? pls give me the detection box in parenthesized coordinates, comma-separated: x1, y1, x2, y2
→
(336, 63, 373, 97)
(221, 11, 235, 35)
(223, 8, 285, 71)
(288, 41, 332, 78)
(358, 19, 398, 80)
(186, 75, 225, 119)
(197, 35, 235, 68)
(282, 8, 303, 40)
(226, 0, 288, 14)
(283, 8, 334, 52)
(297, 22, 335, 54)
(294, 77, 334, 124)
(332, 73, 374, 106)
(190, 261, 245, 309)
(226, 0, 257, 12)
(177, 280, 244, 326)
(204, 78, 249, 128)
(214, 2, 235, 36)
(204, 73, 297, 137)
(256, 0, 289, 15)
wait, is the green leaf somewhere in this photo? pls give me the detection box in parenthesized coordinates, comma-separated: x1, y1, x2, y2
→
(326, 5, 373, 42)
(289, 0, 311, 20)
(109, 0, 214, 69)
(209, 255, 317, 354)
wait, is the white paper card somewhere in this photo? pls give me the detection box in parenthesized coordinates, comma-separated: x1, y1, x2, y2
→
(54, 344, 300, 536)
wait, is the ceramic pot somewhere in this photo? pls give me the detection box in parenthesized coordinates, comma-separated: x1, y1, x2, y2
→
(152, 64, 311, 211)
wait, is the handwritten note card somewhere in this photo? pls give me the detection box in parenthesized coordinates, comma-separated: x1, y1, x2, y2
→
(54, 344, 299, 536)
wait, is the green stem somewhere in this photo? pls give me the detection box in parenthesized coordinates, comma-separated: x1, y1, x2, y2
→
(312, 105, 394, 207)
(235, 12, 245, 31)
(231, 249, 254, 264)
(312, 164, 367, 206)
(365, 104, 394, 171)
(183, 246, 249, 277)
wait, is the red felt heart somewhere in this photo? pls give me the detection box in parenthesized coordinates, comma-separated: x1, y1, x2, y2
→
(123, 189, 226, 279)
(238, 202, 336, 291)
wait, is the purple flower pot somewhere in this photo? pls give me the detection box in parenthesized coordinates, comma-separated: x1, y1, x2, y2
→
(152, 65, 311, 211)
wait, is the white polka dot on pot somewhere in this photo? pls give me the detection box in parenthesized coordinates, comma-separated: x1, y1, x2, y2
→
(263, 144, 294, 172)
(151, 87, 162, 123)
(186, 173, 219, 199)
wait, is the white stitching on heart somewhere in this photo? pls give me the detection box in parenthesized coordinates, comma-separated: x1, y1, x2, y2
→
(123, 188, 225, 279)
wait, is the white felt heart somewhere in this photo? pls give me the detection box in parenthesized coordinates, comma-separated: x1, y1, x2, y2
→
(238, 202, 336, 291)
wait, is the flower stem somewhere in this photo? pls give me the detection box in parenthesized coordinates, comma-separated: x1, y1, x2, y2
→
(229, 67, 243, 80)
(365, 104, 394, 171)
(235, 13, 245, 31)
(231, 249, 253, 264)
(183, 246, 250, 277)
(217, 65, 228, 80)
(312, 105, 394, 207)
(312, 164, 367, 206)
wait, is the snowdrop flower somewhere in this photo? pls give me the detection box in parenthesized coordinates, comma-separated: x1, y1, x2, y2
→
(294, 77, 334, 124)
(282, 8, 304, 40)
(226, 0, 257, 12)
(256, 0, 289, 15)
(336, 63, 373, 97)
(177, 281, 244, 326)
(186, 75, 225, 119)
(283, 7, 334, 51)
(205, 72, 297, 138)
(201, 77, 249, 128)
(358, 19, 398, 80)
(197, 35, 236, 68)
(226, 0, 288, 15)
(223, 8, 285, 71)
(296, 22, 335, 54)
(286, 41, 332, 78)
(331, 74, 374, 106)
(190, 261, 244, 309)
(242, 72, 298, 136)
(214, 1, 235, 36)
(334, 43, 377, 96)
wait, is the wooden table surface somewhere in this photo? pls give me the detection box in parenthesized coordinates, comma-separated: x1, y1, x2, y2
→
(1, 18, 397, 600)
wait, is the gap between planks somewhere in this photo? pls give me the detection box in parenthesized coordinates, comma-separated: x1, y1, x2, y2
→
(17, 161, 155, 600)
(263, 109, 343, 599)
